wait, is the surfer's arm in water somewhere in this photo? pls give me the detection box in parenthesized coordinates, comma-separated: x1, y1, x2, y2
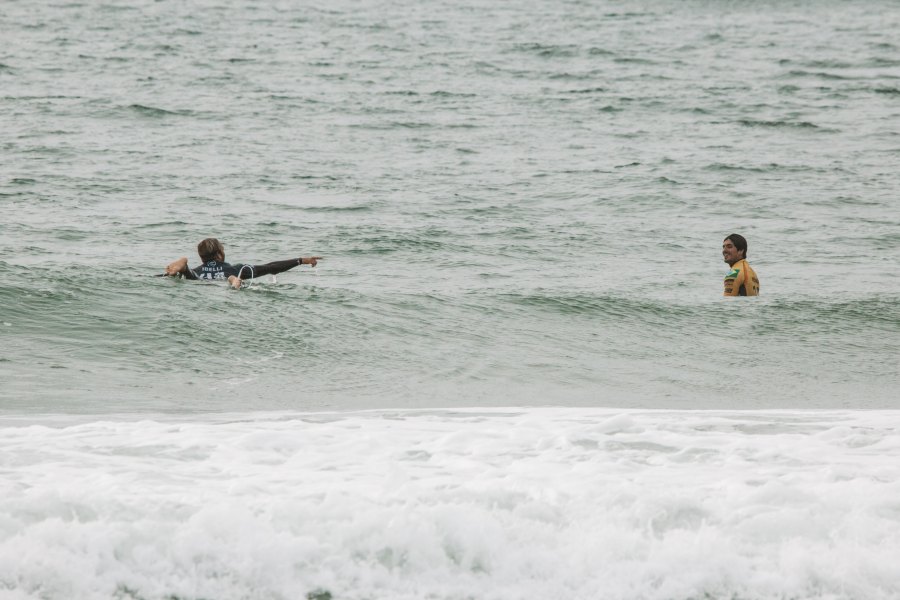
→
(242, 257, 322, 278)
(228, 256, 323, 288)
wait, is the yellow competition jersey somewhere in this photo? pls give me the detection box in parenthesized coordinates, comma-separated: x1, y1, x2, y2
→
(723, 259, 759, 296)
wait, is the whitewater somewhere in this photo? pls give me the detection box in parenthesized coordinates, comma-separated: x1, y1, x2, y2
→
(2, 409, 899, 600)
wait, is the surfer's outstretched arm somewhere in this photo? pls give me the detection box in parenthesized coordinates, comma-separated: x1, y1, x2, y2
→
(241, 256, 323, 279)
(226, 256, 322, 289)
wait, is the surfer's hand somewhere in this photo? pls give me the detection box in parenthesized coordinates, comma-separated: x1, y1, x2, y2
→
(302, 256, 322, 267)
(165, 257, 188, 276)
(228, 275, 242, 289)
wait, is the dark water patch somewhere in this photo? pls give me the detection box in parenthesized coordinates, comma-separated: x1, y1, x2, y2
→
(603, 12, 652, 18)
(290, 174, 340, 181)
(330, 223, 462, 255)
(474, 225, 535, 239)
(2, 95, 80, 101)
(126, 104, 191, 118)
(509, 43, 580, 58)
(97, 3, 137, 11)
(0, 63, 14, 73)
(349, 232, 460, 254)
(780, 59, 855, 69)
(598, 105, 622, 113)
(802, 195, 884, 208)
(869, 57, 900, 68)
(391, 121, 435, 129)
(9, 178, 37, 185)
(782, 70, 853, 81)
(874, 87, 900, 96)
(564, 87, 606, 94)
(302, 203, 371, 212)
(54, 228, 90, 241)
(613, 57, 655, 65)
(429, 91, 477, 98)
(364, 44, 407, 54)
(445, 202, 519, 219)
(548, 72, 602, 81)
(471, 60, 502, 74)
(226, 57, 255, 63)
(560, 168, 611, 175)
(705, 162, 814, 173)
(655, 176, 683, 186)
(588, 47, 614, 56)
(269, 94, 323, 104)
(737, 119, 829, 131)
(16, 142, 75, 157)
(133, 221, 192, 230)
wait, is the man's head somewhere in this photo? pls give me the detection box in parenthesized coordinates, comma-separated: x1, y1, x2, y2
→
(722, 233, 747, 266)
(198, 238, 225, 263)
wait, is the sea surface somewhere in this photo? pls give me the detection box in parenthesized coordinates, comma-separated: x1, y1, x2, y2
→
(1, 0, 899, 598)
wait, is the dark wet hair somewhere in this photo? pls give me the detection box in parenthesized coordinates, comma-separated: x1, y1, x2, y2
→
(724, 233, 748, 259)
(198, 238, 224, 262)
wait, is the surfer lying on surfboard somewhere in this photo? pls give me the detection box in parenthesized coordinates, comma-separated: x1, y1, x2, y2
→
(163, 238, 322, 289)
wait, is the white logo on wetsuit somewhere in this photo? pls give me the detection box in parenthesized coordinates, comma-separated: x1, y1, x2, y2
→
(200, 262, 226, 280)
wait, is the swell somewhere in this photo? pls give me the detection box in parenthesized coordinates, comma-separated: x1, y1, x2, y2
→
(497, 291, 900, 334)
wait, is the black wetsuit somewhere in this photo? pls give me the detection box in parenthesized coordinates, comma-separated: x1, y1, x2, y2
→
(184, 259, 302, 281)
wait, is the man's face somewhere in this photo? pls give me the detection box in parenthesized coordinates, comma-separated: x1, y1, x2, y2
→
(722, 239, 743, 265)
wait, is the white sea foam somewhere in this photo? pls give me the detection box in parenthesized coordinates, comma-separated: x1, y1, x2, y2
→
(1, 409, 899, 600)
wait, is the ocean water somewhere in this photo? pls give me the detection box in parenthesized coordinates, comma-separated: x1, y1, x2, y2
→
(1, 0, 899, 598)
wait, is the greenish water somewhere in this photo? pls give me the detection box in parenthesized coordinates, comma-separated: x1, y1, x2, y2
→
(2, 0, 898, 412)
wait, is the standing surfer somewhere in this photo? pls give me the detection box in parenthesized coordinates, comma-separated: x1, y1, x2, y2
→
(722, 233, 759, 296)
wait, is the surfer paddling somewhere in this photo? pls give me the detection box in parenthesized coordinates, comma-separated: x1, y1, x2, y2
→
(722, 233, 759, 296)
(164, 238, 322, 289)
